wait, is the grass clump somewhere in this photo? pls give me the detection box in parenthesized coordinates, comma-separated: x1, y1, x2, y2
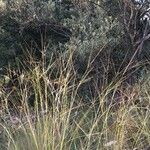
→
(0, 50, 149, 150)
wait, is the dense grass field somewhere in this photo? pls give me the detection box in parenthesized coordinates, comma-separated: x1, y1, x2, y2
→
(0, 51, 149, 150)
(0, 0, 150, 149)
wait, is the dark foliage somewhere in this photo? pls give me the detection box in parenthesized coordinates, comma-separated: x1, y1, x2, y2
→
(21, 20, 72, 47)
(0, 0, 74, 68)
(0, 18, 72, 65)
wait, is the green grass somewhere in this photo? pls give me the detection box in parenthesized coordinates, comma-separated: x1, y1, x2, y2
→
(0, 50, 150, 150)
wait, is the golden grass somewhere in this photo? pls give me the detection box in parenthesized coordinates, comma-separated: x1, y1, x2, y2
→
(0, 50, 150, 150)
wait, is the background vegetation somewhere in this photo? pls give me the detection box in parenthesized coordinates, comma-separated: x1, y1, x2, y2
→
(0, 0, 150, 149)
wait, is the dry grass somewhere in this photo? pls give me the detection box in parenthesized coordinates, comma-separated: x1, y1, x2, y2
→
(0, 50, 150, 150)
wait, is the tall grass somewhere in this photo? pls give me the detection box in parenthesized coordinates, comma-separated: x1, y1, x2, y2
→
(0, 49, 150, 150)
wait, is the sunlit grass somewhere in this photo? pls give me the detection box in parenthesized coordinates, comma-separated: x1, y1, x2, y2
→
(0, 50, 150, 150)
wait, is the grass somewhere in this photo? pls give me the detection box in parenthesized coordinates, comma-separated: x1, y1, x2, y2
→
(0, 49, 150, 150)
